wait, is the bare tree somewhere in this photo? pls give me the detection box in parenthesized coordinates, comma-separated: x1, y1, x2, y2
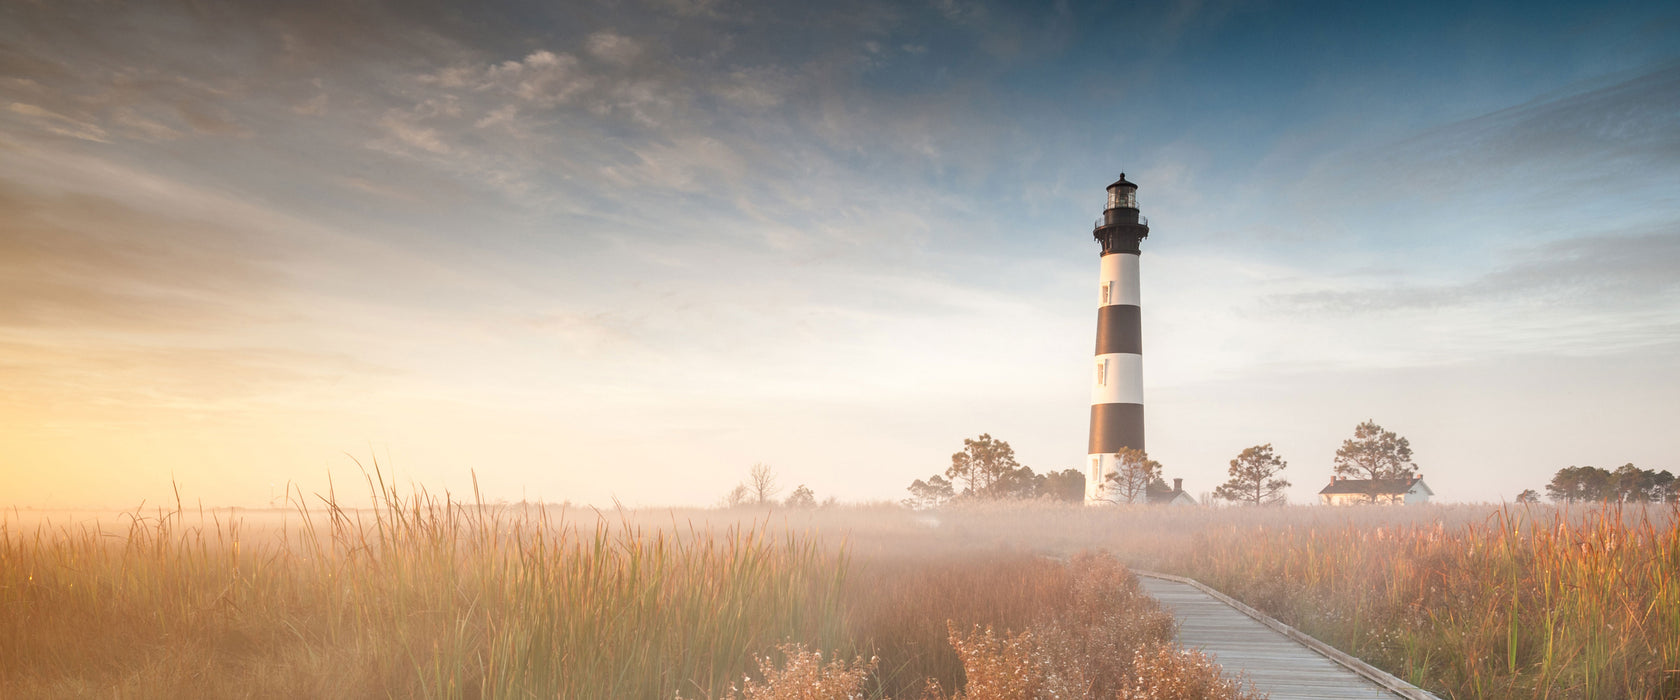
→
(720, 483, 750, 508)
(1101, 448, 1160, 504)
(1332, 420, 1416, 503)
(1213, 444, 1290, 506)
(747, 462, 781, 505)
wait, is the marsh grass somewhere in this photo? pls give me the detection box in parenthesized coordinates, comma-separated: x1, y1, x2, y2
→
(843, 551, 1076, 695)
(1, 480, 1259, 700)
(1174, 504, 1680, 699)
(19, 483, 1658, 699)
(0, 474, 849, 698)
(754, 551, 1257, 700)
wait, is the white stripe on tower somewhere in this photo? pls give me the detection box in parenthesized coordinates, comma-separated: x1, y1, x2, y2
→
(1098, 252, 1141, 306)
(1086, 174, 1149, 505)
(1090, 352, 1143, 405)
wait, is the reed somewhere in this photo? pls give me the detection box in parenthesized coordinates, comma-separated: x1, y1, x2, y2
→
(31, 477, 1645, 698)
(1173, 504, 1680, 699)
(2, 477, 1258, 699)
(0, 474, 848, 699)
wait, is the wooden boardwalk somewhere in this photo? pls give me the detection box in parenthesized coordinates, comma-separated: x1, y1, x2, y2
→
(1137, 573, 1439, 700)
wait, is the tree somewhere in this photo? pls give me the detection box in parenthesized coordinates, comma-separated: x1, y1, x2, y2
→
(1653, 471, 1679, 503)
(991, 465, 1045, 500)
(904, 475, 954, 510)
(903, 435, 1051, 506)
(1547, 466, 1613, 503)
(1040, 469, 1087, 503)
(1332, 420, 1417, 503)
(1610, 463, 1676, 502)
(1612, 463, 1647, 502)
(944, 433, 1021, 497)
(721, 483, 750, 508)
(1515, 489, 1542, 504)
(785, 484, 816, 509)
(1213, 444, 1290, 506)
(747, 462, 781, 505)
(1101, 447, 1160, 504)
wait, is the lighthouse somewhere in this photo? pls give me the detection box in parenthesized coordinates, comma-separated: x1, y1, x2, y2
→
(1086, 174, 1149, 504)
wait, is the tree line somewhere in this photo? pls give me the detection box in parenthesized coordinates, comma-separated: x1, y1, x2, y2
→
(728, 421, 1669, 509)
(904, 433, 1085, 508)
(1528, 464, 1678, 504)
(903, 420, 1426, 507)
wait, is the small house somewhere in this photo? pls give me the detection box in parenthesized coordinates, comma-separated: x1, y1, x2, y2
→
(1319, 474, 1432, 505)
(1148, 478, 1198, 506)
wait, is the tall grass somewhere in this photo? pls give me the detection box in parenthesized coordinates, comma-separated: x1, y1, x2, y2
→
(842, 552, 1077, 694)
(0, 475, 848, 698)
(1, 482, 1269, 699)
(1173, 504, 1680, 699)
(31, 484, 1642, 698)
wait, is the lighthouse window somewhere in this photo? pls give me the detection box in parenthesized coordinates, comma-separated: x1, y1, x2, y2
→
(1096, 359, 1107, 386)
(1101, 282, 1112, 305)
(1091, 457, 1101, 486)
(1121, 189, 1137, 208)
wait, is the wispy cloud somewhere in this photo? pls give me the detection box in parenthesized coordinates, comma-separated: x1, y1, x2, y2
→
(1277, 229, 1680, 316)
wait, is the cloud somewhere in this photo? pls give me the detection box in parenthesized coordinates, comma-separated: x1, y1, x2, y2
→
(519, 311, 640, 356)
(292, 92, 328, 116)
(603, 136, 749, 192)
(110, 107, 181, 141)
(585, 32, 643, 66)
(6, 102, 109, 142)
(0, 178, 285, 332)
(1296, 63, 1680, 216)
(175, 100, 247, 136)
(1230, 226, 1680, 371)
(491, 50, 593, 104)
(712, 68, 791, 110)
(377, 114, 452, 154)
(0, 340, 387, 417)
(1275, 228, 1680, 315)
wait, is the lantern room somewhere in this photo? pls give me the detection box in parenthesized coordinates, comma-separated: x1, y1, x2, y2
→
(1106, 173, 1138, 210)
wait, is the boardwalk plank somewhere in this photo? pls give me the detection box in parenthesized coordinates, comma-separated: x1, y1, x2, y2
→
(1138, 576, 1419, 700)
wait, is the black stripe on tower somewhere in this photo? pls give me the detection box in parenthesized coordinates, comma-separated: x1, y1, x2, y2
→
(1093, 304, 1142, 355)
(1088, 403, 1145, 454)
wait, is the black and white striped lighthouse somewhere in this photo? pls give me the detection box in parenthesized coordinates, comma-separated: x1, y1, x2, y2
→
(1086, 174, 1149, 504)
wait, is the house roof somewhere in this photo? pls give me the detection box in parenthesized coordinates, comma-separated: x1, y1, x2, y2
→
(1319, 477, 1427, 495)
(1146, 484, 1194, 504)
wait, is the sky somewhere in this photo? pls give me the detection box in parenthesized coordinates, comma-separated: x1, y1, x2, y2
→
(2, 0, 1677, 509)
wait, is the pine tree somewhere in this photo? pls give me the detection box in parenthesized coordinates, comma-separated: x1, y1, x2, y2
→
(1213, 444, 1290, 506)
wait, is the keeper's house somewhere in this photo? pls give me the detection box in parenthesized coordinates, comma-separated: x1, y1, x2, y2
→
(1319, 474, 1433, 505)
(1147, 478, 1198, 507)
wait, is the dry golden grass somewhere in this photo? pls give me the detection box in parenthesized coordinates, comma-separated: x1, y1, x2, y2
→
(1173, 504, 1680, 699)
(681, 499, 1679, 698)
(1, 484, 1262, 700)
(919, 551, 1258, 700)
(718, 644, 879, 700)
(841, 551, 1076, 695)
(21, 484, 1665, 699)
(749, 551, 1258, 700)
(0, 478, 849, 699)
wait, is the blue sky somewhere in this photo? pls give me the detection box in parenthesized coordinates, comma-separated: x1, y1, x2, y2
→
(1, 0, 1677, 507)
